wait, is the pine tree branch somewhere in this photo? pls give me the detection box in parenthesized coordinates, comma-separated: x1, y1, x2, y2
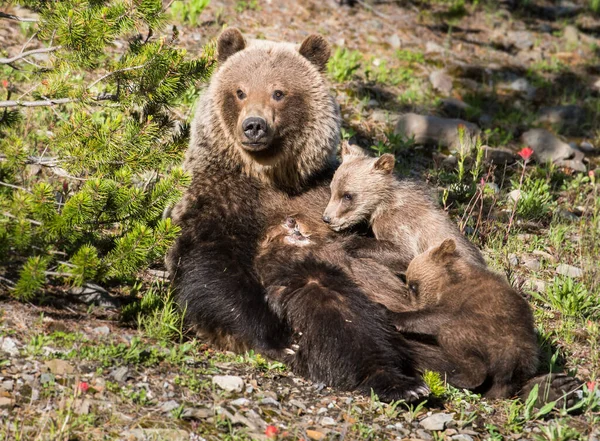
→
(0, 11, 38, 22)
(0, 93, 116, 108)
(88, 63, 149, 89)
(0, 46, 62, 65)
(2, 211, 42, 226)
(0, 180, 31, 193)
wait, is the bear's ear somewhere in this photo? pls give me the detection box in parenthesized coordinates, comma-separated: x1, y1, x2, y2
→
(431, 238, 457, 262)
(299, 34, 331, 72)
(373, 154, 395, 174)
(218, 28, 247, 64)
(340, 141, 366, 160)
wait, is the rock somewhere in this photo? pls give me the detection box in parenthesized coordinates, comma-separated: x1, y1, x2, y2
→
(1, 380, 14, 391)
(159, 400, 180, 413)
(289, 399, 307, 410)
(0, 397, 14, 409)
(536, 105, 585, 133)
(0, 337, 19, 356)
(521, 129, 579, 163)
(182, 407, 211, 419)
(110, 366, 130, 383)
(419, 413, 455, 431)
(482, 146, 517, 165)
(524, 258, 541, 271)
(506, 78, 536, 99)
(563, 25, 579, 44)
(556, 264, 583, 278)
(451, 435, 474, 441)
(442, 155, 458, 170)
(558, 208, 580, 222)
(92, 326, 110, 336)
(260, 397, 280, 407)
(231, 397, 251, 407)
(508, 254, 519, 267)
(508, 189, 521, 203)
(507, 31, 534, 50)
(579, 141, 595, 154)
(556, 149, 587, 172)
(426, 41, 445, 54)
(388, 34, 401, 49)
(121, 429, 189, 441)
(212, 375, 244, 393)
(44, 359, 74, 376)
(395, 113, 480, 151)
(70, 283, 119, 309)
(306, 429, 327, 441)
(321, 416, 336, 426)
(429, 70, 453, 95)
(40, 373, 54, 384)
(416, 429, 434, 440)
(529, 279, 546, 293)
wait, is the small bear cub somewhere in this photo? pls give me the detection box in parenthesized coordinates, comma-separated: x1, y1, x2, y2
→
(392, 238, 539, 398)
(323, 142, 485, 267)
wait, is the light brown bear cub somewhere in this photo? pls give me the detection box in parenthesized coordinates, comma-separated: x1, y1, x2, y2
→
(392, 238, 539, 398)
(323, 143, 485, 267)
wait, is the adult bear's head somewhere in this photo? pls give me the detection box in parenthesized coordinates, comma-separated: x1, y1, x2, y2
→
(201, 28, 340, 191)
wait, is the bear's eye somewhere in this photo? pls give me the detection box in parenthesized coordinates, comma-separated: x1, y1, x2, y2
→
(272, 90, 285, 101)
(236, 89, 246, 100)
(409, 283, 419, 295)
(343, 193, 353, 202)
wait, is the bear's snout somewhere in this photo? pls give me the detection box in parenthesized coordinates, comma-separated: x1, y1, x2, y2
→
(242, 116, 268, 145)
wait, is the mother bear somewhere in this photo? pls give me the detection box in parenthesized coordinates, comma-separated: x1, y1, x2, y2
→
(166, 28, 573, 404)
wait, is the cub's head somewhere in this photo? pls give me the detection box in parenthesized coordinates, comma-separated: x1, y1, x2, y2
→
(322, 142, 395, 231)
(213, 28, 337, 174)
(405, 239, 460, 308)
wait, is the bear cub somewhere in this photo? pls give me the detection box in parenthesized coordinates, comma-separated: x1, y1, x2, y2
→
(392, 238, 539, 398)
(323, 142, 485, 267)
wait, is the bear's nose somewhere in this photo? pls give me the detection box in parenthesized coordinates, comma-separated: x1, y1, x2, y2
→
(242, 117, 267, 142)
(322, 215, 331, 224)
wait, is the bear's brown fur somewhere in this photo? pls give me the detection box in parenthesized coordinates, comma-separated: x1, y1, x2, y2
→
(323, 142, 485, 267)
(391, 239, 539, 398)
(167, 28, 430, 401)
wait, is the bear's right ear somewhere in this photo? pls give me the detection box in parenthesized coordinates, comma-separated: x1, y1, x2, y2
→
(431, 238, 457, 262)
(340, 141, 366, 160)
(373, 154, 395, 174)
(299, 34, 331, 72)
(217, 28, 247, 64)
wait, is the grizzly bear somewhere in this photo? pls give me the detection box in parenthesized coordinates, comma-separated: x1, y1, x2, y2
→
(323, 142, 485, 267)
(167, 27, 579, 405)
(167, 27, 430, 402)
(390, 238, 539, 398)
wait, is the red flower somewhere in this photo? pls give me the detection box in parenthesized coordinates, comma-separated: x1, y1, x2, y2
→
(589, 170, 595, 179)
(1, 80, 7, 88)
(78, 381, 89, 393)
(586, 381, 596, 391)
(518, 146, 534, 162)
(265, 425, 279, 438)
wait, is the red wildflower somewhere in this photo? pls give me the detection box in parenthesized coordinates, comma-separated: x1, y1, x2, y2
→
(589, 170, 595, 179)
(586, 380, 596, 392)
(1, 80, 7, 88)
(265, 425, 279, 438)
(78, 381, 89, 393)
(518, 146, 534, 162)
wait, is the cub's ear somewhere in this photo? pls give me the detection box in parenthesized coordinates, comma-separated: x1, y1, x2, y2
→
(218, 28, 246, 64)
(299, 34, 331, 72)
(431, 238, 457, 262)
(373, 154, 395, 174)
(340, 141, 366, 160)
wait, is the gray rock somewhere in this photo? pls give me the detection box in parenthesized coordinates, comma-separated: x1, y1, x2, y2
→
(231, 397, 251, 407)
(451, 435, 474, 441)
(0, 397, 14, 409)
(416, 429, 434, 439)
(92, 326, 110, 336)
(579, 141, 595, 154)
(508, 31, 534, 50)
(419, 413, 455, 431)
(524, 258, 541, 271)
(289, 399, 307, 410)
(182, 407, 211, 419)
(40, 373, 54, 384)
(110, 366, 130, 383)
(121, 429, 189, 441)
(556, 264, 583, 278)
(70, 284, 119, 309)
(536, 105, 585, 132)
(521, 129, 579, 163)
(507, 78, 537, 99)
(1, 380, 14, 391)
(508, 189, 521, 203)
(0, 337, 19, 356)
(387, 34, 401, 49)
(213, 375, 244, 393)
(321, 416, 336, 426)
(482, 146, 517, 165)
(426, 41, 445, 54)
(509, 254, 519, 267)
(556, 149, 587, 173)
(159, 400, 180, 413)
(429, 70, 453, 95)
(563, 25, 579, 44)
(395, 113, 480, 151)
(260, 397, 280, 407)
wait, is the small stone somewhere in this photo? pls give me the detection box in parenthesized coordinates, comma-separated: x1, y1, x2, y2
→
(182, 407, 211, 419)
(69, 283, 119, 309)
(558, 208, 580, 222)
(563, 25, 579, 44)
(44, 359, 74, 376)
(556, 264, 583, 278)
(289, 399, 307, 410)
(0, 337, 19, 356)
(442, 155, 458, 169)
(231, 397, 251, 407)
(416, 429, 434, 440)
(159, 400, 180, 413)
(110, 366, 130, 383)
(521, 129, 578, 164)
(40, 373, 54, 384)
(121, 429, 189, 441)
(1, 380, 14, 391)
(426, 41, 445, 54)
(367, 99, 379, 108)
(508, 78, 536, 99)
(306, 429, 326, 441)
(0, 397, 14, 409)
(579, 141, 595, 154)
(533, 250, 556, 261)
(508, 189, 521, 203)
(509, 254, 519, 267)
(429, 70, 453, 95)
(419, 413, 455, 431)
(321, 416, 336, 426)
(508, 31, 534, 50)
(213, 375, 244, 393)
(388, 34, 401, 49)
(92, 326, 110, 336)
(260, 397, 280, 407)
(482, 146, 517, 165)
(395, 113, 480, 151)
(524, 258, 541, 271)
(451, 435, 474, 441)
(317, 407, 328, 414)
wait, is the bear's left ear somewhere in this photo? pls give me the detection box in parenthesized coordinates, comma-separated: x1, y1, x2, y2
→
(373, 154, 395, 174)
(299, 34, 331, 72)
(431, 238, 457, 262)
(218, 28, 247, 64)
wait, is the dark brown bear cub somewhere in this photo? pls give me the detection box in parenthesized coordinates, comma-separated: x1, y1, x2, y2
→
(391, 239, 539, 398)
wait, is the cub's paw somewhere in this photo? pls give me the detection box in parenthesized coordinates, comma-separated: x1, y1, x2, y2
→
(520, 373, 583, 410)
(365, 372, 430, 403)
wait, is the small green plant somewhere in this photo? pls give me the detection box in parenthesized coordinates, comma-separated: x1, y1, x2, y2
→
(592, 0, 600, 14)
(533, 277, 599, 318)
(511, 176, 554, 221)
(423, 370, 446, 397)
(327, 48, 362, 82)
(235, 0, 259, 13)
(170, 0, 210, 24)
(135, 284, 185, 342)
